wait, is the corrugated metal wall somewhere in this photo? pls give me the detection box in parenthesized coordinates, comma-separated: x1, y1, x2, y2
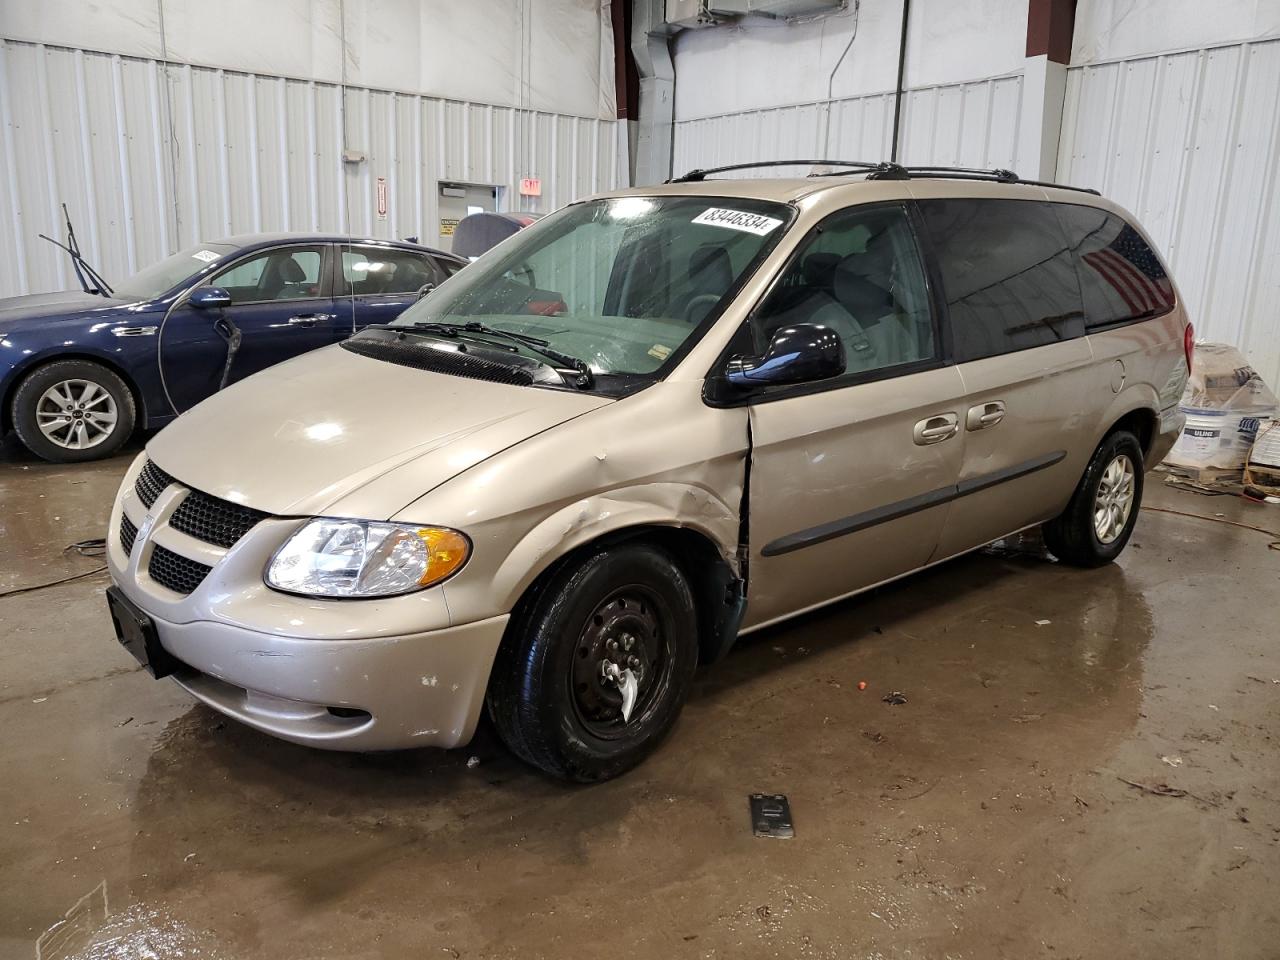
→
(672, 75, 1024, 176)
(1059, 37, 1280, 386)
(0, 38, 623, 299)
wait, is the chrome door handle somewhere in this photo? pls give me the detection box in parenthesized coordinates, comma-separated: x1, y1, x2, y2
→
(287, 313, 335, 326)
(913, 413, 959, 445)
(966, 401, 1006, 431)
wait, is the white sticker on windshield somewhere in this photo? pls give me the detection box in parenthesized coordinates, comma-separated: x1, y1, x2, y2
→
(191, 249, 221, 263)
(692, 207, 783, 236)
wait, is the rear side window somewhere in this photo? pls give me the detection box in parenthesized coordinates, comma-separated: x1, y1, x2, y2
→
(341, 248, 440, 296)
(1053, 204, 1175, 329)
(918, 199, 1084, 362)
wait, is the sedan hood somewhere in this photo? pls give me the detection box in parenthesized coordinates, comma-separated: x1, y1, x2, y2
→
(0, 291, 139, 329)
(146, 343, 612, 517)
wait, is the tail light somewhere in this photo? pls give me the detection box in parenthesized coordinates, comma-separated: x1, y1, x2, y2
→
(1184, 322, 1195, 372)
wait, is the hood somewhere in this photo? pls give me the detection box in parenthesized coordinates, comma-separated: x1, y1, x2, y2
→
(0, 291, 143, 330)
(146, 343, 612, 517)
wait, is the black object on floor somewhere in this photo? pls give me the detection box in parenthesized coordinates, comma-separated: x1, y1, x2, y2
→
(749, 794, 794, 839)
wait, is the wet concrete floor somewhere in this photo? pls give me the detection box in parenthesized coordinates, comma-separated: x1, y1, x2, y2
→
(2, 433, 1278, 959)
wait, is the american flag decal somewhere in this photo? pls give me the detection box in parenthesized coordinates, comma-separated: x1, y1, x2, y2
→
(1082, 224, 1171, 316)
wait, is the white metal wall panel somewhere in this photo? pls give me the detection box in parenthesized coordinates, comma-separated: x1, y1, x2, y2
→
(672, 75, 1024, 178)
(0, 38, 621, 299)
(1059, 38, 1280, 387)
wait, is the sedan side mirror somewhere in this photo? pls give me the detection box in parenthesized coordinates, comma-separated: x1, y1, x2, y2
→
(725, 323, 846, 388)
(415, 281, 436, 301)
(188, 286, 232, 309)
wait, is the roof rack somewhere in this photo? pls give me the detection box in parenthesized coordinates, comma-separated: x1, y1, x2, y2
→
(667, 159, 1100, 195)
(667, 159, 899, 183)
(873, 164, 1101, 195)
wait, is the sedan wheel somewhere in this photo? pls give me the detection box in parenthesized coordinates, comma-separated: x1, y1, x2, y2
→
(11, 359, 136, 463)
(35, 379, 120, 451)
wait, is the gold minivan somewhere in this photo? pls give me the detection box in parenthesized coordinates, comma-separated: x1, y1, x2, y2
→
(105, 162, 1192, 781)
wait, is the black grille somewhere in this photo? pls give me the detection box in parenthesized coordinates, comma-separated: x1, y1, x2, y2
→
(342, 335, 535, 385)
(120, 515, 138, 555)
(135, 460, 176, 508)
(148, 545, 212, 595)
(170, 490, 269, 549)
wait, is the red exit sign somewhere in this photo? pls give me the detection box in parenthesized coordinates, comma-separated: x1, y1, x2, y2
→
(519, 177, 542, 197)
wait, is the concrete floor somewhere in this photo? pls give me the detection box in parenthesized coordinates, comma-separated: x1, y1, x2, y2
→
(2, 433, 1278, 960)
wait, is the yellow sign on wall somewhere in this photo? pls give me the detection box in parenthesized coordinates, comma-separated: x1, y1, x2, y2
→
(440, 218, 460, 237)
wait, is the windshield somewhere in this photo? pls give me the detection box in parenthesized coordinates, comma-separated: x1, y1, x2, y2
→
(390, 196, 793, 379)
(112, 241, 238, 302)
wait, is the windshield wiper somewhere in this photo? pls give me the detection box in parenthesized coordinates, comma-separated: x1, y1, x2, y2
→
(38, 203, 113, 297)
(409, 321, 594, 388)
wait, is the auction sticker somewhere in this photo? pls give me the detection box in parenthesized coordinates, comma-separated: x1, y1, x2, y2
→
(692, 207, 783, 236)
(191, 250, 221, 263)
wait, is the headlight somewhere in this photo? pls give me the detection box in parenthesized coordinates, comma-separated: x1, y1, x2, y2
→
(265, 519, 470, 598)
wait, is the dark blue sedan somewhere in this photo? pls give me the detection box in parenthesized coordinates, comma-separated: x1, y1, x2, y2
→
(0, 233, 464, 462)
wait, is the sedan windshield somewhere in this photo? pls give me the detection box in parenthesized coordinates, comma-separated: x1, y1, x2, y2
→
(111, 241, 238, 302)
(390, 196, 792, 380)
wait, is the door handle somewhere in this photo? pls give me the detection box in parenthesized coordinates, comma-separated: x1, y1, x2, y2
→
(966, 401, 1006, 431)
(913, 413, 959, 445)
(287, 313, 335, 326)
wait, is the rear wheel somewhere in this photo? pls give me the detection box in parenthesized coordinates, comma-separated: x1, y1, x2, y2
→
(1042, 430, 1144, 567)
(486, 542, 698, 782)
(11, 359, 136, 463)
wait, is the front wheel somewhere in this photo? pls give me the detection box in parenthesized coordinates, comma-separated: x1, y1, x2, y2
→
(1042, 430, 1144, 567)
(486, 542, 699, 782)
(11, 359, 137, 463)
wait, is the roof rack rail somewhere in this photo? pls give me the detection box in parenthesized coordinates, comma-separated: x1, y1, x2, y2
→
(868, 164, 1100, 195)
(668, 159, 898, 183)
(666, 160, 1100, 195)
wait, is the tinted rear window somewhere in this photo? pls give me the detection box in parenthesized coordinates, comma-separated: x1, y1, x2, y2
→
(1053, 204, 1175, 329)
(918, 198, 1084, 363)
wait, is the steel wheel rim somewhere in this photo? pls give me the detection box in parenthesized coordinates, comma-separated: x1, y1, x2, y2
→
(1093, 453, 1136, 544)
(569, 586, 673, 740)
(35, 379, 118, 450)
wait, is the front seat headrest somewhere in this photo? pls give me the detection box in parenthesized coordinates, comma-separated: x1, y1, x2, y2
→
(833, 252, 894, 318)
(688, 245, 733, 292)
(278, 257, 306, 282)
(801, 252, 840, 287)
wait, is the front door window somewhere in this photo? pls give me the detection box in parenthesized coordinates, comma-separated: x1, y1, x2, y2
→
(751, 203, 936, 379)
(212, 247, 325, 304)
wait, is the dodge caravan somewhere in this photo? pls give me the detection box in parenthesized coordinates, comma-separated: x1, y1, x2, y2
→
(105, 161, 1191, 781)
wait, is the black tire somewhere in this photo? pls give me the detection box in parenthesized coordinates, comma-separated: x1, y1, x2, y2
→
(11, 359, 136, 463)
(486, 542, 699, 782)
(1042, 429, 1144, 567)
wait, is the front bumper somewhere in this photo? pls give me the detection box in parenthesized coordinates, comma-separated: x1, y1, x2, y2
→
(106, 453, 508, 750)
(149, 611, 508, 750)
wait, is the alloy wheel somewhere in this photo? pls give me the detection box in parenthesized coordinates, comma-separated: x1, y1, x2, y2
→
(35, 379, 119, 450)
(1093, 453, 1136, 544)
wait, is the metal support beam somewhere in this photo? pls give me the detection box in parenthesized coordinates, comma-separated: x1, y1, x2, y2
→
(630, 0, 678, 186)
(1017, 0, 1077, 180)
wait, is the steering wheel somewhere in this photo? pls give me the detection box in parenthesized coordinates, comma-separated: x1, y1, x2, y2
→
(683, 293, 721, 324)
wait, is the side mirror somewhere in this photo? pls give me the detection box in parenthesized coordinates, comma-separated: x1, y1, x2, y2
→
(415, 281, 436, 301)
(725, 323, 845, 388)
(188, 286, 232, 309)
